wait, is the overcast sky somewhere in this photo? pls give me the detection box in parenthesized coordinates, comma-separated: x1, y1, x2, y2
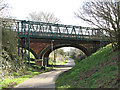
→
(7, 0, 89, 26)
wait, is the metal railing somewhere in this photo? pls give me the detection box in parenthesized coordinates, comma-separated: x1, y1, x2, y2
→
(16, 20, 109, 41)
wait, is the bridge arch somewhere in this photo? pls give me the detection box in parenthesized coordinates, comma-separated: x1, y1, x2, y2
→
(39, 43, 90, 59)
(19, 46, 39, 59)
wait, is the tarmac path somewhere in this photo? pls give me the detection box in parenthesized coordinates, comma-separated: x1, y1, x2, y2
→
(14, 57, 75, 89)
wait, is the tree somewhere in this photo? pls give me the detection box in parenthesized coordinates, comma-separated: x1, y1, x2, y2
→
(27, 11, 60, 23)
(69, 48, 86, 61)
(75, 0, 120, 49)
(56, 49, 65, 56)
(0, 0, 8, 17)
(2, 18, 18, 57)
(0, 0, 26, 77)
(0, 0, 8, 51)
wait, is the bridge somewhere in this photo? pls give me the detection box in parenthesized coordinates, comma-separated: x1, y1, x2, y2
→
(15, 20, 110, 67)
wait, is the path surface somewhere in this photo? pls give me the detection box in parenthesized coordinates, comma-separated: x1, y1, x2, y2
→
(14, 57, 75, 89)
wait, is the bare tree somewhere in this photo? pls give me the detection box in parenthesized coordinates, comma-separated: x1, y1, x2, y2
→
(0, 0, 8, 17)
(75, 0, 120, 49)
(27, 11, 60, 23)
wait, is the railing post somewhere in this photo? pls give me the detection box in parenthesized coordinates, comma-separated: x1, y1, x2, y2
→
(22, 21, 27, 64)
(17, 22, 20, 56)
(28, 21, 30, 66)
(17, 22, 19, 35)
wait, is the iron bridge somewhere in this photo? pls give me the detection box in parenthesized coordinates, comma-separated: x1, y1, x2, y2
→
(16, 20, 109, 41)
(13, 20, 110, 66)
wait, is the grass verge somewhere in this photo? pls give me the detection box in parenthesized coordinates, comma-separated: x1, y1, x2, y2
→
(1, 63, 53, 89)
(56, 44, 119, 88)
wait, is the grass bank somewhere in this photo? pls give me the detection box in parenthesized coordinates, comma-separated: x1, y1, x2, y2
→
(56, 44, 119, 88)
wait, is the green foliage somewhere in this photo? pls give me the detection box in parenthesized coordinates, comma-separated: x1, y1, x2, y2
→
(2, 71, 41, 88)
(68, 48, 86, 62)
(2, 19, 18, 57)
(1, 64, 53, 89)
(0, 79, 2, 90)
(1, 19, 28, 87)
(49, 59, 68, 65)
(56, 44, 119, 88)
(64, 60, 68, 63)
(49, 48, 66, 65)
(56, 49, 65, 56)
(1, 49, 25, 76)
(1, 18, 28, 78)
(61, 60, 68, 65)
(32, 65, 41, 70)
(69, 57, 79, 64)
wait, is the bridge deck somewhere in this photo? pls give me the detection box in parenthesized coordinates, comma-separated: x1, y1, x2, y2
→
(18, 32, 108, 41)
(16, 20, 109, 41)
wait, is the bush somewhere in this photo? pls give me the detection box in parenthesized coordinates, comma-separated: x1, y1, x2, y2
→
(1, 49, 26, 77)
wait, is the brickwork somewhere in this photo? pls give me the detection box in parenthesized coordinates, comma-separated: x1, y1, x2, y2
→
(20, 38, 109, 66)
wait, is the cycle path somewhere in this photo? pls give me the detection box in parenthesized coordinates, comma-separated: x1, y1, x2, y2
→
(14, 57, 75, 89)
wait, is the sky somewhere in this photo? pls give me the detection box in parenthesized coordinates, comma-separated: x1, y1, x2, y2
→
(7, 0, 88, 52)
(7, 0, 88, 26)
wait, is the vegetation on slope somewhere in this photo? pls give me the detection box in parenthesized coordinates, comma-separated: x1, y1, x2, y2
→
(1, 62, 53, 89)
(56, 44, 119, 88)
